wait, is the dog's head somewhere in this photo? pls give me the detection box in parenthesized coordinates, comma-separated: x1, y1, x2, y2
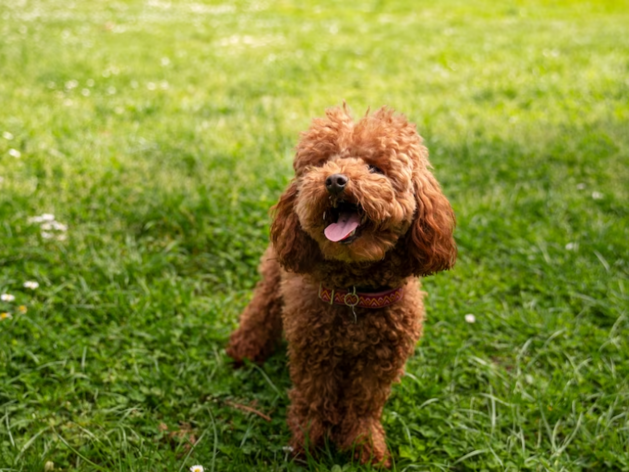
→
(271, 105, 456, 276)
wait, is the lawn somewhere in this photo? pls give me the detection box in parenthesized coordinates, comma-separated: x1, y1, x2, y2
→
(1, 0, 628, 470)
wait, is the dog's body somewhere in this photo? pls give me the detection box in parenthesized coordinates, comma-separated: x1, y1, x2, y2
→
(227, 106, 456, 466)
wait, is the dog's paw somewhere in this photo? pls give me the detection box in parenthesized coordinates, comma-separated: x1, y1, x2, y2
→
(338, 418, 392, 468)
(225, 330, 271, 366)
(355, 444, 391, 469)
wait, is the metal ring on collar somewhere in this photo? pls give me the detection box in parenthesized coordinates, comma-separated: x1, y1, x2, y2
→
(344, 288, 360, 307)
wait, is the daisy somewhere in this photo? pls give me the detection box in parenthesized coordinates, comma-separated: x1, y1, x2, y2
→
(28, 213, 55, 223)
(24, 281, 39, 289)
(8, 149, 21, 158)
(41, 221, 67, 231)
(465, 314, 476, 323)
(18, 305, 27, 314)
(1, 294, 15, 302)
(190, 466, 204, 472)
(0, 312, 12, 320)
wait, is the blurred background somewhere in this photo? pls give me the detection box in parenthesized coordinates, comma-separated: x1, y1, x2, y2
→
(0, 0, 628, 470)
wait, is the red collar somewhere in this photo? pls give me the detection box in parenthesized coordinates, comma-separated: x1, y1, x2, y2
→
(318, 283, 404, 309)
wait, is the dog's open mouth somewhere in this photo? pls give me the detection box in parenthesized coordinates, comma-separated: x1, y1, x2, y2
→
(324, 201, 363, 244)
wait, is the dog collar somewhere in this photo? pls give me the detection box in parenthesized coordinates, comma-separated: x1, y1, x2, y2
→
(318, 283, 404, 309)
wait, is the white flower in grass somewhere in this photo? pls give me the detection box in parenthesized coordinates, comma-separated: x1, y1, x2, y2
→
(576, 183, 586, 190)
(9, 149, 21, 158)
(591, 191, 603, 200)
(190, 466, 204, 472)
(28, 213, 55, 223)
(0, 312, 12, 320)
(282, 446, 294, 452)
(41, 221, 67, 231)
(565, 242, 578, 251)
(2, 131, 13, 140)
(42, 231, 65, 241)
(465, 314, 476, 323)
(24, 281, 39, 289)
(1, 294, 15, 302)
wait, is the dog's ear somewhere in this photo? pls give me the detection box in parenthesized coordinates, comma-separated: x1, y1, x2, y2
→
(270, 180, 320, 273)
(402, 149, 457, 276)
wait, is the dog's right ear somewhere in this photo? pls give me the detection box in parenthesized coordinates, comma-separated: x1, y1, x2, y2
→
(402, 166, 457, 277)
(270, 180, 320, 273)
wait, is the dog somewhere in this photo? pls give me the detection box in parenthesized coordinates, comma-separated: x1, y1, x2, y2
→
(226, 105, 456, 467)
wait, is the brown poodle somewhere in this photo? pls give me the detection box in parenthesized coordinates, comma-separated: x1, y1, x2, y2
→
(226, 105, 456, 467)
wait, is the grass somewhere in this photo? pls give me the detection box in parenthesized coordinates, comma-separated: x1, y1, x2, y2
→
(1, 0, 628, 470)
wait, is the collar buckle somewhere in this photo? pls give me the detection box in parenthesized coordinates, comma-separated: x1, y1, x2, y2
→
(318, 283, 404, 311)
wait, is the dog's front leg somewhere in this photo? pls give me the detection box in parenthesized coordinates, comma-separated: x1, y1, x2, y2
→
(285, 346, 344, 456)
(334, 308, 423, 468)
(333, 359, 400, 468)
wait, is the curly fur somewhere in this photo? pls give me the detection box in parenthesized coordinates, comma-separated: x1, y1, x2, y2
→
(227, 105, 456, 467)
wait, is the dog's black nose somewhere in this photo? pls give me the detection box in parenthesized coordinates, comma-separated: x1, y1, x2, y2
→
(325, 174, 348, 195)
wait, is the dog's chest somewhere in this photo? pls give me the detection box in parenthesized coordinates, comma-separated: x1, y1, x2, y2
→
(327, 308, 400, 356)
(285, 301, 413, 358)
(281, 275, 424, 359)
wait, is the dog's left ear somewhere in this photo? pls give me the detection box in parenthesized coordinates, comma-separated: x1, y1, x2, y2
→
(403, 149, 457, 276)
(270, 180, 320, 273)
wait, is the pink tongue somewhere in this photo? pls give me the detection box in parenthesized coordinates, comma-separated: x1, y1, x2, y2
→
(324, 211, 361, 242)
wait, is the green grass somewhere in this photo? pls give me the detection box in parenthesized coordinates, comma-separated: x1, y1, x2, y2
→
(1, 0, 628, 470)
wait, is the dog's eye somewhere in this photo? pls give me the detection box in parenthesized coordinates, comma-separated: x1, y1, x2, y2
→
(368, 165, 384, 175)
